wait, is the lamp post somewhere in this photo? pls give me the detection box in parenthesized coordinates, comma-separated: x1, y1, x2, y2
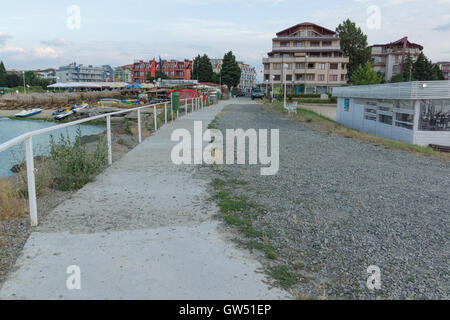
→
(283, 63, 288, 109)
(265, 79, 268, 97)
(303, 55, 309, 95)
(22, 71, 26, 94)
(271, 75, 275, 102)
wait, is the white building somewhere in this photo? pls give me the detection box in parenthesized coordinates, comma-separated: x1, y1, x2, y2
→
(211, 59, 257, 92)
(56, 62, 105, 83)
(333, 81, 450, 147)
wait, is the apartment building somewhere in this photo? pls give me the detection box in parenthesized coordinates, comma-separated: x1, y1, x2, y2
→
(114, 65, 132, 82)
(211, 59, 257, 92)
(159, 59, 193, 80)
(131, 59, 157, 84)
(263, 22, 349, 95)
(435, 62, 450, 80)
(56, 62, 106, 83)
(371, 37, 423, 82)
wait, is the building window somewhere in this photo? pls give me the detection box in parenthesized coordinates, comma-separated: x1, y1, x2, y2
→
(308, 63, 315, 69)
(274, 75, 281, 81)
(329, 75, 338, 82)
(296, 63, 304, 69)
(296, 74, 303, 81)
(264, 64, 270, 70)
(322, 41, 332, 47)
(280, 42, 290, 47)
(286, 75, 292, 81)
(318, 63, 326, 70)
(273, 63, 281, 70)
(364, 106, 377, 121)
(307, 74, 315, 81)
(318, 75, 325, 81)
(294, 42, 303, 47)
(379, 114, 393, 125)
(310, 41, 320, 47)
(419, 99, 450, 131)
(330, 63, 339, 70)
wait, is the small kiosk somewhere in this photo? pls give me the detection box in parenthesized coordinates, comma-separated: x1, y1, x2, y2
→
(333, 81, 450, 147)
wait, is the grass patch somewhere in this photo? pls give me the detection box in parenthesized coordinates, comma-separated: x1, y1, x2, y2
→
(0, 178, 28, 222)
(268, 265, 298, 290)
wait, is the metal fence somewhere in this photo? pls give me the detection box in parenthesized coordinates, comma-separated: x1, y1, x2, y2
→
(0, 95, 210, 226)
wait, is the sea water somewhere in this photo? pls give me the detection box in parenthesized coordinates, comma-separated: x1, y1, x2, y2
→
(0, 118, 106, 178)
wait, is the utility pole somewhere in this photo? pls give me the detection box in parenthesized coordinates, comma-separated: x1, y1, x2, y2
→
(22, 71, 26, 94)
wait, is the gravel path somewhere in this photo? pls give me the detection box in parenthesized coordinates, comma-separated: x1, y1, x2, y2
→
(209, 102, 449, 300)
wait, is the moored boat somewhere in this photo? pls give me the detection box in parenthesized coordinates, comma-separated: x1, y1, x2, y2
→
(14, 108, 43, 118)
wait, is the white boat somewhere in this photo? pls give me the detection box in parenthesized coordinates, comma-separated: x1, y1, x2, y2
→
(15, 108, 43, 118)
(73, 102, 89, 113)
(53, 107, 75, 120)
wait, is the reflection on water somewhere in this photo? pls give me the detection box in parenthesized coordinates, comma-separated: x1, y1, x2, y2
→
(0, 118, 105, 178)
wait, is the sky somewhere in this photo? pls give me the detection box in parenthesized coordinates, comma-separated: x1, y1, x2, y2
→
(0, 0, 449, 81)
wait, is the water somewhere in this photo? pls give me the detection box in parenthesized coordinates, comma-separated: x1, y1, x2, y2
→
(0, 118, 106, 178)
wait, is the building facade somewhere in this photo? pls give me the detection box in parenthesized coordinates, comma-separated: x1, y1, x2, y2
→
(435, 62, 450, 80)
(371, 37, 423, 82)
(263, 22, 349, 95)
(159, 59, 193, 80)
(333, 81, 450, 147)
(131, 59, 157, 84)
(114, 65, 132, 83)
(56, 62, 106, 83)
(211, 59, 257, 92)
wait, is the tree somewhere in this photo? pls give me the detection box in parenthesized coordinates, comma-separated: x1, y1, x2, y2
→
(147, 70, 169, 82)
(390, 74, 405, 83)
(351, 62, 382, 85)
(220, 51, 241, 89)
(192, 54, 214, 82)
(0, 61, 7, 87)
(402, 53, 414, 82)
(432, 64, 445, 80)
(336, 19, 371, 81)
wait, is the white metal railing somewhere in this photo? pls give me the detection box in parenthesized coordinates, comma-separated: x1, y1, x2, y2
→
(0, 94, 209, 226)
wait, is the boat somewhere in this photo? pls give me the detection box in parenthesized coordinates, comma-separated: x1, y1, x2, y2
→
(15, 108, 43, 118)
(98, 98, 121, 105)
(53, 106, 75, 120)
(73, 102, 89, 113)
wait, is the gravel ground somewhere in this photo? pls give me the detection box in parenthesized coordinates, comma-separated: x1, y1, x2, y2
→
(208, 102, 450, 300)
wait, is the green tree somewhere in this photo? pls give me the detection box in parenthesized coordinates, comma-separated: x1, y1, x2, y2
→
(336, 19, 371, 81)
(147, 70, 169, 82)
(432, 64, 445, 80)
(402, 53, 414, 81)
(351, 62, 382, 85)
(192, 54, 214, 82)
(220, 51, 241, 89)
(0, 61, 7, 87)
(390, 74, 405, 83)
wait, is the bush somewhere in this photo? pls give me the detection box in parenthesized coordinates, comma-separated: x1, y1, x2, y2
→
(0, 178, 28, 221)
(49, 127, 107, 191)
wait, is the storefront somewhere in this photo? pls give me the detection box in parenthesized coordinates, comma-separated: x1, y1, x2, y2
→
(333, 81, 450, 147)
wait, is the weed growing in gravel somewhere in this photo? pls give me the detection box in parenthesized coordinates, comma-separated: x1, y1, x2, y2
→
(0, 178, 28, 222)
(268, 265, 298, 290)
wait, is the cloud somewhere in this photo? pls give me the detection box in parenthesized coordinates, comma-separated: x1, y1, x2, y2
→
(0, 33, 12, 47)
(41, 38, 71, 47)
(433, 23, 450, 31)
(31, 47, 59, 59)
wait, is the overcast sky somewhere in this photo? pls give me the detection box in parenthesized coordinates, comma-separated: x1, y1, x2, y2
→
(1, 0, 449, 80)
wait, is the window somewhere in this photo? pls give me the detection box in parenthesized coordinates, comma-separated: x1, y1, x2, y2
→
(318, 63, 326, 70)
(296, 63, 304, 69)
(273, 63, 281, 70)
(294, 42, 303, 47)
(286, 75, 292, 81)
(280, 42, 290, 47)
(308, 63, 315, 69)
(419, 99, 450, 131)
(307, 74, 315, 81)
(329, 75, 338, 82)
(395, 112, 414, 130)
(379, 114, 393, 125)
(364, 106, 377, 121)
(322, 41, 332, 47)
(310, 52, 320, 57)
(296, 74, 303, 81)
(330, 63, 339, 70)
(264, 64, 270, 70)
(318, 75, 325, 81)
(274, 75, 281, 81)
(310, 41, 320, 47)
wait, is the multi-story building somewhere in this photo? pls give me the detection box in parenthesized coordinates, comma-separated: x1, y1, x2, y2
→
(263, 22, 349, 94)
(159, 59, 193, 80)
(211, 59, 257, 92)
(114, 65, 132, 82)
(371, 37, 423, 82)
(56, 62, 106, 83)
(131, 59, 157, 84)
(102, 65, 114, 82)
(435, 62, 450, 80)
(33, 68, 57, 81)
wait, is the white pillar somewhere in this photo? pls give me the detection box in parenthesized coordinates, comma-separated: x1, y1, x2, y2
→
(137, 109, 142, 143)
(25, 137, 38, 226)
(154, 105, 157, 130)
(107, 115, 112, 165)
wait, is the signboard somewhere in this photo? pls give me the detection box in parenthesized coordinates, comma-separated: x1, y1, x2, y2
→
(344, 98, 350, 112)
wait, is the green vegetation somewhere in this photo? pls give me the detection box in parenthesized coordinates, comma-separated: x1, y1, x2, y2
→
(49, 127, 107, 191)
(336, 19, 371, 81)
(221, 51, 241, 89)
(390, 52, 445, 83)
(351, 61, 383, 85)
(192, 54, 214, 82)
(268, 266, 298, 290)
(0, 62, 54, 90)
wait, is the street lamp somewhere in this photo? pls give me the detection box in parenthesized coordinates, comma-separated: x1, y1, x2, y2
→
(283, 63, 288, 109)
(265, 79, 268, 97)
(22, 71, 26, 94)
(271, 75, 275, 102)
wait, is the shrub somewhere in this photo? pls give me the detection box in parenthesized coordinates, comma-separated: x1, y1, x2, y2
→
(0, 178, 28, 221)
(49, 126, 107, 191)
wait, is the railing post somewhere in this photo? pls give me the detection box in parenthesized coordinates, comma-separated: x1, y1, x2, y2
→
(25, 137, 38, 227)
(107, 115, 112, 165)
(185, 99, 188, 115)
(137, 109, 142, 144)
(164, 103, 168, 124)
(154, 105, 157, 130)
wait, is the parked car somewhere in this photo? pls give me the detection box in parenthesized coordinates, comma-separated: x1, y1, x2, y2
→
(251, 89, 264, 100)
(236, 90, 246, 97)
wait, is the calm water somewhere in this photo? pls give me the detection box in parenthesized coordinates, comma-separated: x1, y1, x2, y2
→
(0, 118, 106, 178)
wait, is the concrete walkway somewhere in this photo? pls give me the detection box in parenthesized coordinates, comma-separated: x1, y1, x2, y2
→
(0, 99, 289, 300)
